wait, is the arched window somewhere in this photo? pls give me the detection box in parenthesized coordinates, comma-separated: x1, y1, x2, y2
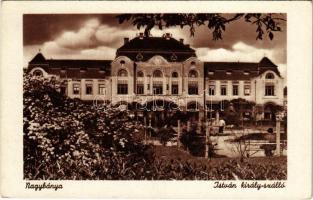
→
(117, 69, 128, 77)
(187, 102, 199, 111)
(153, 70, 163, 77)
(171, 72, 179, 95)
(265, 72, 274, 79)
(152, 70, 163, 95)
(137, 71, 144, 77)
(33, 70, 43, 76)
(188, 70, 198, 78)
(188, 70, 198, 94)
(172, 71, 178, 78)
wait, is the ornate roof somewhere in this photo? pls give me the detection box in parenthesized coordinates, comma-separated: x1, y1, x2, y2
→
(116, 36, 196, 62)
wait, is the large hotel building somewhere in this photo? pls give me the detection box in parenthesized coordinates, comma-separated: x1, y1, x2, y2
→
(27, 33, 285, 123)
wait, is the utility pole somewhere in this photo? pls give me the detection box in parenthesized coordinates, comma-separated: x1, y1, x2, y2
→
(187, 121, 190, 132)
(203, 80, 210, 159)
(149, 118, 152, 137)
(203, 75, 206, 132)
(144, 117, 147, 145)
(205, 120, 209, 159)
(276, 113, 282, 156)
(177, 119, 181, 148)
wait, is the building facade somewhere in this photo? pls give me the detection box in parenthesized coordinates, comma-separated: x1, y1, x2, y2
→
(27, 33, 285, 122)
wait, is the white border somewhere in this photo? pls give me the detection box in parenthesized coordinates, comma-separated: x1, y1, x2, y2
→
(0, 1, 312, 199)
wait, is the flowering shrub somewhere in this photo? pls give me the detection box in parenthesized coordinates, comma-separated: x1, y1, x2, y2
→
(23, 74, 153, 179)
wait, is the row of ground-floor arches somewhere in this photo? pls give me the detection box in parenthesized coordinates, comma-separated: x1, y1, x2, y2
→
(91, 99, 284, 128)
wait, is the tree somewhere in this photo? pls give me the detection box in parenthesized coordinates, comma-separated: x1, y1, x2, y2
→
(157, 126, 176, 146)
(117, 13, 286, 40)
(222, 101, 241, 127)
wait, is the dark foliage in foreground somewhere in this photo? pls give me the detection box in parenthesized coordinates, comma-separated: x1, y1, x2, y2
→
(23, 74, 154, 180)
(180, 129, 206, 157)
(147, 158, 286, 180)
(24, 74, 286, 180)
(117, 14, 286, 41)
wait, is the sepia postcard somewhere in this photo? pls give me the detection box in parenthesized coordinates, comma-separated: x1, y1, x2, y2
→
(0, 1, 312, 199)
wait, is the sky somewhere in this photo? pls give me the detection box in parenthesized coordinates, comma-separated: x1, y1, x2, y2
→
(23, 14, 287, 80)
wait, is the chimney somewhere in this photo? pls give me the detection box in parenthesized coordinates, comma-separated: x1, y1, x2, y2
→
(139, 32, 144, 39)
(180, 38, 184, 43)
(124, 37, 129, 44)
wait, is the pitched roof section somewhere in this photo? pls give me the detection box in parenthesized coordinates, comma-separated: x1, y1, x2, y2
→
(204, 57, 281, 80)
(258, 57, 281, 77)
(204, 62, 259, 80)
(46, 59, 111, 69)
(28, 53, 111, 69)
(28, 53, 112, 78)
(28, 53, 282, 79)
(29, 52, 46, 64)
(259, 57, 277, 67)
(116, 36, 196, 62)
(204, 62, 258, 71)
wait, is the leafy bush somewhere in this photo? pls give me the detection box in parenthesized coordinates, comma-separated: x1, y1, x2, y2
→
(260, 144, 276, 157)
(180, 129, 205, 157)
(233, 133, 267, 141)
(223, 113, 240, 127)
(156, 126, 176, 146)
(23, 74, 154, 179)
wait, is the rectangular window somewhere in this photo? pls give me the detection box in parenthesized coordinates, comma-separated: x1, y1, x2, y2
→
(117, 84, 128, 94)
(172, 84, 178, 95)
(73, 83, 80, 95)
(221, 85, 227, 96)
(188, 84, 198, 95)
(264, 112, 272, 120)
(244, 84, 251, 96)
(232, 85, 239, 96)
(137, 84, 144, 94)
(265, 85, 275, 96)
(153, 84, 163, 95)
(86, 84, 93, 95)
(60, 85, 67, 95)
(244, 81, 251, 96)
(208, 85, 215, 95)
(99, 84, 106, 95)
